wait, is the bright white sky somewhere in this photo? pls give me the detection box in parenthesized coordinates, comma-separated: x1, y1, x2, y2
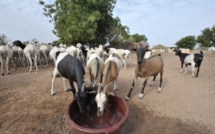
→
(0, 0, 214, 47)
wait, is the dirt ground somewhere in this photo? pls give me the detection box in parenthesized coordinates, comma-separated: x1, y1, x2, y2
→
(0, 52, 215, 134)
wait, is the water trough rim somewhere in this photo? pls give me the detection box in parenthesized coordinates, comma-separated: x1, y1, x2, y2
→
(66, 95, 129, 133)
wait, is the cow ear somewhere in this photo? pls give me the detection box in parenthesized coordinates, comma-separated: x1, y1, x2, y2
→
(112, 53, 120, 58)
(146, 48, 151, 52)
(107, 91, 114, 96)
(104, 48, 110, 53)
(131, 48, 137, 51)
(56, 51, 61, 59)
(145, 46, 151, 51)
(88, 90, 97, 94)
(81, 82, 87, 92)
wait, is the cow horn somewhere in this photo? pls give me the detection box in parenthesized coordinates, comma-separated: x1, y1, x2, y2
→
(73, 81, 78, 92)
(81, 82, 87, 92)
(93, 80, 98, 87)
(96, 83, 101, 93)
(103, 82, 111, 93)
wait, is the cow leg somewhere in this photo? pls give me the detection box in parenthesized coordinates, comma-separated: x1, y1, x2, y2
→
(180, 62, 184, 73)
(0, 57, 4, 75)
(195, 61, 202, 77)
(113, 75, 118, 92)
(158, 71, 163, 93)
(44, 52, 48, 66)
(125, 76, 137, 101)
(26, 54, 32, 72)
(196, 63, 202, 77)
(150, 75, 157, 86)
(69, 81, 76, 95)
(51, 67, 58, 95)
(34, 54, 38, 72)
(25, 55, 30, 70)
(123, 59, 126, 69)
(62, 78, 68, 92)
(184, 64, 188, 74)
(10, 58, 17, 70)
(190, 63, 195, 78)
(128, 54, 131, 61)
(139, 77, 149, 99)
(6, 57, 10, 75)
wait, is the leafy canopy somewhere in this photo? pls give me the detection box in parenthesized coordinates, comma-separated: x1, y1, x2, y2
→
(129, 33, 147, 42)
(39, 0, 130, 46)
(197, 25, 215, 47)
(175, 35, 196, 50)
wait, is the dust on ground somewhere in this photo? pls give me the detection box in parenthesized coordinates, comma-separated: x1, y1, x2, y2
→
(0, 52, 215, 134)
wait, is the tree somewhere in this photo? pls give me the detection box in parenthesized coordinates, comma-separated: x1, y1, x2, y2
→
(108, 17, 130, 46)
(197, 25, 215, 47)
(175, 35, 196, 49)
(212, 26, 215, 46)
(129, 33, 147, 42)
(39, 0, 129, 46)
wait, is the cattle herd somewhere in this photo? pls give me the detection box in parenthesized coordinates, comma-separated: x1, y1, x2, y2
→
(0, 40, 204, 117)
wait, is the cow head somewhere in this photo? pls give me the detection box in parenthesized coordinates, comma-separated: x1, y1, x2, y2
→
(73, 81, 98, 113)
(74, 92, 87, 113)
(103, 46, 110, 54)
(173, 49, 181, 56)
(132, 46, 150, 65)
(94, 83, 114, 116)
(73, 82, 88, 113)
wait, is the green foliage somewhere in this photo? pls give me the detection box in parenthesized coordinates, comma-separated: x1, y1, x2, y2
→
(39, 0, 131, 46)
(128, 33, 147, 42)
(175, 35, 196, 49)
(108, 17, 130, 45)
(197, 25, 215, 47)
(51, 40, 60, 46)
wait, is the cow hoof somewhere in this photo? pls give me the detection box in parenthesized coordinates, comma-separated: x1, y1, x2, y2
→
(150, 81, 154, 86)
(8, 73, 10, 75)
(64, 88, 68, 92)
(125, 96, 130, 101)
(138, 93, 144, 99)
(113, 89, 118, 93)
(51, 92, 56, 96)
(157, 87, 162, 93)
(1, 73, 4, 75)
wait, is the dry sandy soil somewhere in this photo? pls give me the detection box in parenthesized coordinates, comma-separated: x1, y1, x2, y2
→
(0, 52, 215, 134)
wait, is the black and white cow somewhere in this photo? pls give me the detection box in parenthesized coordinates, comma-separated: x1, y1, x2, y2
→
(173, 49, 203, 77)
(173, 49, 190, 73)
(51, 52, 95, 113)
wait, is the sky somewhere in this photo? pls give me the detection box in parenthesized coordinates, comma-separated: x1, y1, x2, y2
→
(0, 0, 215, 47)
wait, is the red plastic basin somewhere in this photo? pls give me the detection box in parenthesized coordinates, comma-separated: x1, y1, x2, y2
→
(66, 95, 129, 134)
